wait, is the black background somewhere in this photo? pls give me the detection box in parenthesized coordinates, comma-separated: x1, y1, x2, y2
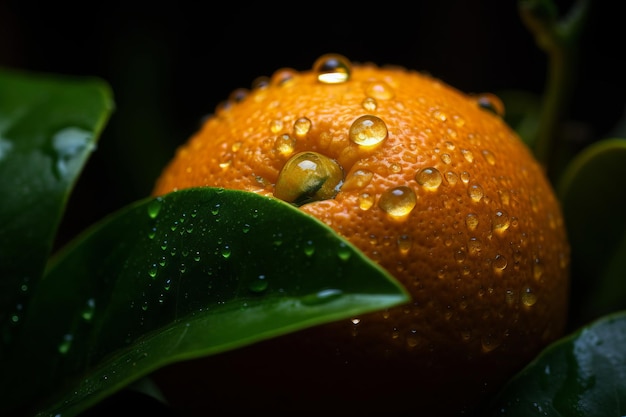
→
(1, 0, 624, 248)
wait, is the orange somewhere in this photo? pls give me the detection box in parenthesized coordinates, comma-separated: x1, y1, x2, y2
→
(151, 53, 570, 416)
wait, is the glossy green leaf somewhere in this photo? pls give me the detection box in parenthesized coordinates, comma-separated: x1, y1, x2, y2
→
(1, 187, 409, 417)
(557, 138, 626, 322)
(488, 310, 626, 416)
(0, 68, 114, 354)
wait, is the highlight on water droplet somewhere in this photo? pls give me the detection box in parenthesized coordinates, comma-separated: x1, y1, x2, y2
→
(349, 115, 388, 147)
(378, 186, 417, 218)
(313, 53, 351, 84)
(475, 93, 505, 117)
(301, 288, 343, 306)
(415, 167, 443, 190)
(270, 68, 297, 86)
(274, 151, 344, 206)
(147, 197, 163, 219)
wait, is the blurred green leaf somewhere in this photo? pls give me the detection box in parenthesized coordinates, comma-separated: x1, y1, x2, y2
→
(0, 68, 114, 354)
(1, 187, 409, 417)
(557, 138, 626, 323)
(498, 89, 542, 148)
(488, 310, 626, 416)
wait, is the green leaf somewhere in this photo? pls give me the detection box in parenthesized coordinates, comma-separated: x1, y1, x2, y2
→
(557, 138, 626, 323)
(1, 187, 409, 417)
(487, 310, 626, 416)
(0, 68, 114, 353)
(498, 89, 542, 149)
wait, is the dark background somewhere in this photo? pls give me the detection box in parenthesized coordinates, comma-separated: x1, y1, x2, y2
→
(0, 1, 623, 248)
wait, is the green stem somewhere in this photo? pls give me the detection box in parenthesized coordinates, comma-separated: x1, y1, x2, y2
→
(518, 0, 589, 180)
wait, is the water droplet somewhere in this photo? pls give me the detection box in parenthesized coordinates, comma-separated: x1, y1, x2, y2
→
(148, 264, 158, 278)
(492, 254, 508, 273)
(221, 246, 231, 259)
(147, 197, 163, 219)
(249, 275, 269, 293)
(361, 96, 378, 111)
(378, 186, 417, 217)
(51, 127, 93, 179)
(445, 171, 459, 185)
(304, 240, 315, 257)
(349, 115, 388, 147)
(358, 193, 375, 210)
(270, 119, 284, 134)
(465, 213, 479, 231)
(533, 258, 544, 280)
(337, 242, 352, 261)
(293, 117, 312, 137)
(397, 234, 412, 255)
(342, 169, 374, 190)
(58, 333, 73, 354)
(211, 204, 220, 215)
(270, 68, 297, 86)
(313, 53, 351, 84)
(164, 279, 172, 291)
(468, 237, 482, 256)
(365, 81, 395, 100)
(522, 287, 537, 307)
(301, 288, 343, 305)
(274, 151, 344, 205)
(482, 149, 496, 165)
(415, 167, 443, 190)
(454, 249, 467, 263)
(461, 149, 474, 163)
(505, 289, 516, 305)
(273, 133, 296, 157)
(81, 298, 96, 321)
(468, 183, 484, 202)
(440, 153, 452, 164)
(493, 210, 510, 234)
(481, 334, 501, 353)
(460, 171, 471, 184)
(228, 87, 249, 104)
(475, 93, 505, 117)
(242, 223, 251, 233)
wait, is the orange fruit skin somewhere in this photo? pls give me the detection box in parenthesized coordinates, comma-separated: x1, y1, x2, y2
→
(151, 56, 570, 416)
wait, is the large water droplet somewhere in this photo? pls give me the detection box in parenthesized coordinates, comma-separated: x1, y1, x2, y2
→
(465, 213, 479, 231)
(378, 186, 417, 217)
(349, 115, 388, 147)
(313, 53, 351, 84)
(468, 183, 484, 202)
(274, 151, 344, 206)
(493, 209, 510, 234)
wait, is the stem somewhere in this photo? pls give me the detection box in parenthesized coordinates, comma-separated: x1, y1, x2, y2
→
(518, 0, 589, 180)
